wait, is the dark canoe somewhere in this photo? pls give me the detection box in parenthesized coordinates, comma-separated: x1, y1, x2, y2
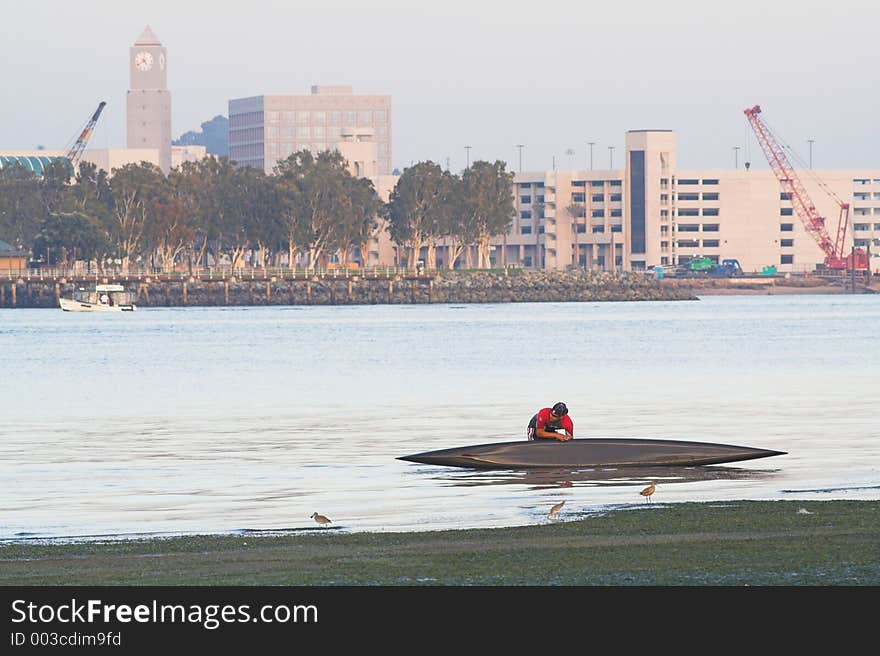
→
(397, 438, 786, 470)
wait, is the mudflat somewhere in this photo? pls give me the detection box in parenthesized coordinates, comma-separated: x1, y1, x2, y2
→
(2, 500, 877, 586)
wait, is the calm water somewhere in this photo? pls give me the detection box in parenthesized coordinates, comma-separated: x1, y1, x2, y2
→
(1, 295, 878, 541)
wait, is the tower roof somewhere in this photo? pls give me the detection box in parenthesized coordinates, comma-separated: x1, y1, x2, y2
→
(134, 25, 161, 46)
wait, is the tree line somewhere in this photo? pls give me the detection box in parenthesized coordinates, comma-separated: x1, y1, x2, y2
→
(0, 151, 515, 272)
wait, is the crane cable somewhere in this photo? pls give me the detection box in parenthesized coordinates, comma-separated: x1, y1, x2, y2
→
(758, 114, 846, 209)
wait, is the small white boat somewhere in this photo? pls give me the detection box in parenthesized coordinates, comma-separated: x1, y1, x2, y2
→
(59, 284, 137, 312)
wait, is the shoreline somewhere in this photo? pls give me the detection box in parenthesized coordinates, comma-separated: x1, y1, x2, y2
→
(3, 269, 871, 308)
(2, 500, 878, 585)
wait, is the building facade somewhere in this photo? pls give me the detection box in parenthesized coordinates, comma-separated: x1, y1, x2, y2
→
(0, 149, 160, 177)
(126, 26, 172, 173)
(416, 131, 880, 274)
(362, 130, 880, 274)
(228, 86, 392, 176)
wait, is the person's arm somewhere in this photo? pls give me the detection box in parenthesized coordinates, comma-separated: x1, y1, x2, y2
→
(536, 410, 572, 441)
(535, 427, 571, 441)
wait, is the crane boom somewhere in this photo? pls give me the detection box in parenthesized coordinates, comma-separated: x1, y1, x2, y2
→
(66, 101, 106, 166)
(744, 104, 865, 270)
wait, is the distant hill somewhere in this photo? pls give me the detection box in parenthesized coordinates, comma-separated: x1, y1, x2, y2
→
(173, 115, 228, 156)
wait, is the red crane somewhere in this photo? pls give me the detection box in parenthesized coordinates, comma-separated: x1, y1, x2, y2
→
(744, 104, 867, 270)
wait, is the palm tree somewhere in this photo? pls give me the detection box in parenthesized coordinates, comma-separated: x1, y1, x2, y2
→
(531, 201, 544, 270)
(566, 203, 585, 270)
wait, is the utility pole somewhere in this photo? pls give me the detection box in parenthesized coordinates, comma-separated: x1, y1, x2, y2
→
(807, 139, 814, 169)
(516, 144, 524, 172)
(465, 145, 471, 169)
(588, 142, 595, 170)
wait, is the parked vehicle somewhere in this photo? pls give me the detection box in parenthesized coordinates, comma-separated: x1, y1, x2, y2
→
(674, 258, 744, 278)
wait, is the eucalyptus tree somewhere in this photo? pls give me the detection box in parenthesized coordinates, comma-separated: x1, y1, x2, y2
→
(385, 161, 451, 270)
(187, 157, 238, 269)
(0, 162, 44, 252)
(273, 154, 310, 268)
(72, 161, 113, 215)
(246, 170, 285, 268)
(439, 172, 475, 269)
(39, 158, 75, 214)
(144, 167, 198, 273)
(274, 150, 352, 269)
(107, 162, 165, 272)
(32, 212, 109, 267)
(213, 164, 272, 270)
(339, 175, 382, 267)
(460, 160, 515, 268)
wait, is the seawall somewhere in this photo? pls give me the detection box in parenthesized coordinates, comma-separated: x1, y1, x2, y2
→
(0, 270, 698, 308)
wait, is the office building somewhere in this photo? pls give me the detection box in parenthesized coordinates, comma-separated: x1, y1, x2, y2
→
(228, 86, 392, 177)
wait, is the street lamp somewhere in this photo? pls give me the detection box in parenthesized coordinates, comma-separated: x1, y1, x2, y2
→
(516, 144, 524, 172)
(807, 139, 814, 168)
(734, 146, 740, 169)
(608, 146, 615, 169)
(465, 145, 472, 169)
(588, 142, 595, 170)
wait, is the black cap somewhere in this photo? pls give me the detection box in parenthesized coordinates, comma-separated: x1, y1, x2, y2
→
(551, 402, 568, 416)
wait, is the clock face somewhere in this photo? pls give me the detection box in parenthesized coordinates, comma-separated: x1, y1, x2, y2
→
(135, 51, 153, 72)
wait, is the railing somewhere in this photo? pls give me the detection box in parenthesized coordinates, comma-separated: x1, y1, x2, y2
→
(0, 266, 436, 282)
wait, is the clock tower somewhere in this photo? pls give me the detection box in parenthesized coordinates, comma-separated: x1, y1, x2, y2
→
(126, 25, 171, 173)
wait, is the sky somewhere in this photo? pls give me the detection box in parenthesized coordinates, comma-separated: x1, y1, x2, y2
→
(1, 0, 878, 173)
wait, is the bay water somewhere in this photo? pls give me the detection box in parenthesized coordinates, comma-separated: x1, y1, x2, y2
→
(1, 294, 877, 540)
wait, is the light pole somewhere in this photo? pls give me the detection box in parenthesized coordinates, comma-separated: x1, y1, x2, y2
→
(516, 144, 524, 172)
(608, 146, 615, 170)
(807, 139, 814, 168)
(734, 146, 740, 169)
(465, 145, 471, 169)
(588, 142, 595, 170)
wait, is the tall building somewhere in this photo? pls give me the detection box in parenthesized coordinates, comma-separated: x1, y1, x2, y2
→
(228, 86, 392, 176)
(364, 130, 880, 274)
(497, 131, 880, 274)
(126, 26, 172, 173)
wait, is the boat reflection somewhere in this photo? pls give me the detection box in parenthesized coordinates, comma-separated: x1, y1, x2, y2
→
(424, 464, 782, 491)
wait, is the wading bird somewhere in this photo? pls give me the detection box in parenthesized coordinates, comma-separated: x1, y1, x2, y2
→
(640, 482, 656, 503)
(548, 501, 565, 519)
(311, 512, 332, 526)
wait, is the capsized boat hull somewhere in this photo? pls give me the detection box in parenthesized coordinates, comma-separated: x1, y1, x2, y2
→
(397, 438, 786, 469)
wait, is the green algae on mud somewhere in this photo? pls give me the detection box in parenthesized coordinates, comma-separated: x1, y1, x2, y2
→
(1, 501, 878, 586)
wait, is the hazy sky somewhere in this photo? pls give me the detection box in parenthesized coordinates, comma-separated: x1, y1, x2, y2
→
(2, 0, 878, 173)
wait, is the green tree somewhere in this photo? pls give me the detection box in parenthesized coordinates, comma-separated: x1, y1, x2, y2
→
(385, 161, 451, 270)
(531, 201, 545, 269)
(108, 162, 165, 272)
(32, 212, 109, 267)
(340, 176, 382, 267)
(274, 150, 352, 269)
(0, 162, 43, 253)
(461, 160, 514, 268)
(566, 202, 585, 269)
(39, 158, 75, 214)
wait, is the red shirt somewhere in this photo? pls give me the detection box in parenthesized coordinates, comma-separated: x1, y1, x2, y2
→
(535, 407, 574, 436)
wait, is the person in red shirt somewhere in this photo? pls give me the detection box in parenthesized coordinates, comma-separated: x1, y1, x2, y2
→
(527, 402, 574, 441)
